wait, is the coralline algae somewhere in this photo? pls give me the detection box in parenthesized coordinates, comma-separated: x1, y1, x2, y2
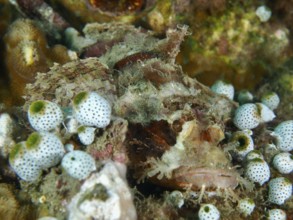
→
(67, 162, 137, 220)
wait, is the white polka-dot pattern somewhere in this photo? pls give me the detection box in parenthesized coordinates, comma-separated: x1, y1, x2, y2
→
(256, 103, 276, 123)
(73, 92, 111, 128)
(268, 177, 292, 205)
(233, 104, 261, 130)
(61, 150, 96, 180)
(27, 132, 65, 169)
(273, 152, 293, 174)
(231, 130, 254, 159)
(211, 80, 234, 100)
(9, 142, 42, 181)
(245, 158, 270, 185)
(78, 126, 96, 145)
(28, 100, 63, 131)
(273, 120, 293, 151)
(245, 150, 264, 161)
(261, 92, 280, 110)
(198, 204, 220, 220)
(268, 209, 287, 220)
(237, 198, 255, 217)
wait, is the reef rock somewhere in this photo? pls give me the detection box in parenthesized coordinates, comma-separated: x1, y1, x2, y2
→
(67, 162, 137, 220)
(23, 22, 237, 192)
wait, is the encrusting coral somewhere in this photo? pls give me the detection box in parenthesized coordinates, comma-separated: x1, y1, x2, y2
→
(178, 2, 291, 89)
(4, 18, 71, 103)
(0, 183, 37, 220)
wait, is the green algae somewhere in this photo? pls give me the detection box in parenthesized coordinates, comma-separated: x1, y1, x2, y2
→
(204, 206, 210, 212)
(73, 92, 88, 107)
(26, 132, 41, 150)
(250, 158, 264, 163)
(78, 183, 109, 206)
(9, 142, 25, 162)
(77, 126, 85, 133)
(29, 101, 46, 115)
(236, 136, 249, 151)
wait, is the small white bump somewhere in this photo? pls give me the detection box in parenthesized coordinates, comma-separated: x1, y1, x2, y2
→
(62, 150, 96, 180)
(272, 120, 293, 151)
(261, 92, 280, 110)
(211, 80, 234, 100)
(198, 204, 220, 220)
(73, 92, 111, 128)
(273, 152, 293, 174)
(256, 6, 272, 22)
(267, 209, 287, 220)
(245, 158, 270, 185)
(237, 198, 255, 217)
(233, 104, 260, 130)
(28, 100, 63, 132)
(268, 177, 292, 205)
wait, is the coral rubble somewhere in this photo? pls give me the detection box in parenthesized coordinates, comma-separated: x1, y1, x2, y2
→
(67, 162, 137, 220)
